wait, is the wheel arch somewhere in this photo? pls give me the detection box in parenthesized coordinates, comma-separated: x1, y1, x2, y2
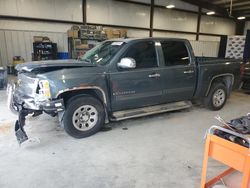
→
(56, 86, 107, 105)
(205, 74, 234, 97)
(56, 86, 109, 123)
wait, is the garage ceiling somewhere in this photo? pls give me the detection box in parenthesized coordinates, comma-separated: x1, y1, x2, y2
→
(181, 0, 250, 18)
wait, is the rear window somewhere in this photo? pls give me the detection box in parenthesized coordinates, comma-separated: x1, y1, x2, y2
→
(161, 41, 190, 66)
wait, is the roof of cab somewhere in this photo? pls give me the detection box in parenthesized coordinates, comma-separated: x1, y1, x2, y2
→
(107, 37, 189, 43)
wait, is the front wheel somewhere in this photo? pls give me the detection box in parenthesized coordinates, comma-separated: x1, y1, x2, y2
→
(204, 83, 228, 111)
(63, 96, 105, 138)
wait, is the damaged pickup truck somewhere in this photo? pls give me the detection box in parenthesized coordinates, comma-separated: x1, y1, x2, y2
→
(8, 38, 241, 144)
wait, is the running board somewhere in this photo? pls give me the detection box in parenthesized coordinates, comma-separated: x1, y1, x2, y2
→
(111, 101, 192, 121)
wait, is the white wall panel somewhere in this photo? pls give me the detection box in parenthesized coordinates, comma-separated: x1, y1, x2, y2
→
(87, 0, 150, 28)
(0, 0, 18, 16)
(16, 0, 55, 19)
(4, 31, 14, 65)
(0, 31, 8, 66)
(17, 32, 27, 61)
(200, 16, 235, 35)
(86, 0, 109, 25)
(54, 0, 82, 21)
(199, 35, 221, 42)
(153, 31, 196, 40)
(190, 40, 219, 57)
(155, 0, 198, 12)
(11, 31, 21, 57)
(23, 32, 33, 61)
(0, 19, 72, 33)
(154, 8, 198, 32)
(0, 0, 82, 21)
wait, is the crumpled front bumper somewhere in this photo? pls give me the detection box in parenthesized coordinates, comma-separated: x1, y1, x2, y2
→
(7, 80, 65, 144)
(7, 82, 65, 114)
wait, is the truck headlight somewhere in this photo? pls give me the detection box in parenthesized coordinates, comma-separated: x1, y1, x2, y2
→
(38, 80, 51, 98)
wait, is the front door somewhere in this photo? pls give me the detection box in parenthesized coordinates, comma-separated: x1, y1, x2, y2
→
(109, 41, 163, 111)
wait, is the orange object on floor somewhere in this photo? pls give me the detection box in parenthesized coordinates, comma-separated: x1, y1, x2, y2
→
(200, 127, 250, 188)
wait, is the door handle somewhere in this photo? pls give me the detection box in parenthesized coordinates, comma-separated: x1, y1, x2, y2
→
(184, 70, 194, 74)
(148, 73, 161, 78)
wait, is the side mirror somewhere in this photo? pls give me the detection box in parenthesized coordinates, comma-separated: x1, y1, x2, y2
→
(117, 58, 136, 69)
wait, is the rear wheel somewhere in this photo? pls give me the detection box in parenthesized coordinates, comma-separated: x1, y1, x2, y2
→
(63, 96, 105, 138)
(204, 83, 228, 111)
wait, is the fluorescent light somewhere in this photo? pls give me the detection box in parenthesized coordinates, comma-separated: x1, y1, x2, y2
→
(206, 11, 215, 15)
(237, 16, 246, 20)
(166, 4, 175, 9)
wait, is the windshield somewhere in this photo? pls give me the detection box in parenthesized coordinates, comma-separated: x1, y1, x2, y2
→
(80, 41, 125, 65)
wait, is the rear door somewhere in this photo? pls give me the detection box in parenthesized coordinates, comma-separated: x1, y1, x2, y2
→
(109, 41, 164, 111)
(159, 40, 196, 102)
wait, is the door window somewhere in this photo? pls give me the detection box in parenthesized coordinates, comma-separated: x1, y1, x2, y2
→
(123, 41, 158, 69)
(161, 41, 190, 66)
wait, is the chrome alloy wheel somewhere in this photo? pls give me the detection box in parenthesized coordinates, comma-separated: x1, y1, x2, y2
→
(212, 89, 226, 107)
(72, 105, 98, 131)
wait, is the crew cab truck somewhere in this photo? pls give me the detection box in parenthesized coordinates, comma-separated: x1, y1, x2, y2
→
(8, 38, 241, 142)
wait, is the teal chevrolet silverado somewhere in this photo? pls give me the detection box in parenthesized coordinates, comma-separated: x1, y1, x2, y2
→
(8, 38, 241, 143)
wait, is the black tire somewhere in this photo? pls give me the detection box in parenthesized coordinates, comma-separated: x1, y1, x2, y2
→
(204, 82, 228, 111)
(63, 96, 105, 138)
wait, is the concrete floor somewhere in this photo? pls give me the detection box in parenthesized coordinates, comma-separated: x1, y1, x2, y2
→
(0, 90, 249, 188)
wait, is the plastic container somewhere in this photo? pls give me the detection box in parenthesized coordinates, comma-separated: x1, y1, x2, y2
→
(0, 67, 7, 89)
(57, 52, 69, 59)
(13, 56, 24, 67)
(7, 65, 14, 75)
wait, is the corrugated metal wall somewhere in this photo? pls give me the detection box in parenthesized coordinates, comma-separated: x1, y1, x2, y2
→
(0, 29, 68, 66)
(87, 0, 236, 36)
(190, 40, 219, 57)
(0, 0, 82, 22)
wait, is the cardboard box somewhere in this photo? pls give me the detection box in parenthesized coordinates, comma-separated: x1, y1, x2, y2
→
(112, 30, 119, 35)
(120, 29, 127, 38)
(75, 44, 89, 50)
(67, 30, 79, 38)
(104, 29, 113, 39)
(71, 25, 80, 30)
(73, 39, 81, 47)
(104, 28, 127, 39)
(112, 30, 120, 38)
(33, 36, 44, 42)
(104, 29, 119, 39)
(33, 36, 51, 42)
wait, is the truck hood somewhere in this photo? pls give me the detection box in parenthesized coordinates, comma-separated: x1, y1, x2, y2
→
(16, 59, 96, 73)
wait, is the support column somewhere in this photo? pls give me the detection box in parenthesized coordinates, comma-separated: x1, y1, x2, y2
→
(196, 6, 202, 41)
(149, 0, 154, 37)
(82, 0, 87, 24)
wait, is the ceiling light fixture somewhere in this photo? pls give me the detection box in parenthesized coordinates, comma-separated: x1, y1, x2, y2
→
(237, 16, 246, 20)
(206, 11, 215, 15)
(166, 4, 175, 9)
